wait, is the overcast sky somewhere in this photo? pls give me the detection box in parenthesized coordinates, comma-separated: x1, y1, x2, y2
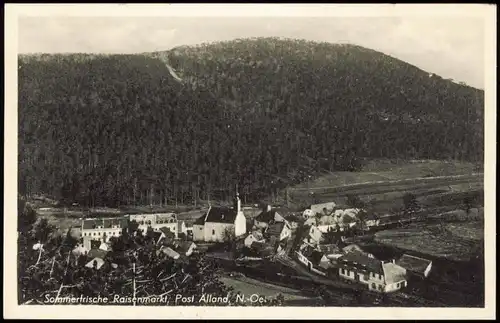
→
(18, 16, 486, 89)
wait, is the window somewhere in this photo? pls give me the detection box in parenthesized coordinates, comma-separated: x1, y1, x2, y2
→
(397, 283, 401, 288)
(199, 227, 202, 230)
(212, 229, 215, 235)
(378, 285, 384, 292)
(371, 283, 376, 289)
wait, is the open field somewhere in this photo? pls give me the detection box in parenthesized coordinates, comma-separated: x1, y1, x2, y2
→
(445, 221, 484, 241)
(373, 221, 483, 261)
(283, 160, 483, 217)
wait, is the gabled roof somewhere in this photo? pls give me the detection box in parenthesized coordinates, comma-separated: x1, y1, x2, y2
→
(87, 248, 108, 259)
(158, 247, 180, 259)
(159, 227, 175, 238)
(151, 231, 163, 243)
(193, 215, 206, 225)
(266, 222, 286, 237)
(255, 210, 284, 224)
(318, 244, 341, 255)
(395, 254, 432, 274)
(382, 262, 407, 284)
(175, 241, 196, 254)
(338, 250, 384, 274)
(82, 217, 128, 230)
(85, 257, 105, 269)
(205, 207, 239, 224)
(309, 250, 326, 266)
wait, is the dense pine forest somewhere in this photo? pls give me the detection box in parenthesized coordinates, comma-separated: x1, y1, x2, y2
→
(18, 37, 484, 208)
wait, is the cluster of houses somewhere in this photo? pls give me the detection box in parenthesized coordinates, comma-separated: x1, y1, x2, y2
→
(72, 194, 433, 294)
(294, 202, 433, 294)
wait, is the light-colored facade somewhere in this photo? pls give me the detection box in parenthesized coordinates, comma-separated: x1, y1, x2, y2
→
(128, 213, 178, 238)
(193, 192, 247, 242)
(80, 217, 128, 244)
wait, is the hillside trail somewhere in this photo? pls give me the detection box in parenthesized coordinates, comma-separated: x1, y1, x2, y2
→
(164, 61, 183, 83)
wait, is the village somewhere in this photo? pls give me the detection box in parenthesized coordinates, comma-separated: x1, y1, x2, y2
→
(70, 190, 436, 302)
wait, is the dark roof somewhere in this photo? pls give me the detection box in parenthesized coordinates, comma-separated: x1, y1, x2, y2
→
(82, 217, 128, 230)
(255, 210, 278, 223)
(159, 227, 175, 236)
(396, 254, 432, 274)
(87, 249, 108, 259)
(338, 250, 384, 274)
(205, 207, 238, 224)
(175, 241, 196, 254)
(194, 215, 206, 225)
(266, 222, 286, 237)
(309, 250, 326, 266)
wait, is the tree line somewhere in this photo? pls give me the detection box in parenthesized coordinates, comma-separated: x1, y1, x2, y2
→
(18, 37, 484, 208)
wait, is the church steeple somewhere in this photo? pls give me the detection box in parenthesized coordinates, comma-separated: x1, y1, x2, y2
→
(234, 185, 241, 213)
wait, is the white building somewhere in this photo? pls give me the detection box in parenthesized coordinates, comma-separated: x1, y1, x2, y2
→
(338, 250, 408, 293)
(193, 192, 246, 242)
(80, 217, 128, 243)
(128, 212, 178, 238)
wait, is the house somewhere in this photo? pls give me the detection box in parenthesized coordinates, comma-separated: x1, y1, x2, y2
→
(396, 254, 433, 278)
(174, 241, 197, 257)
(338, 250, 408, 293)
(128, 213, 178, 238)
(99, 241, 110, 252)
(244, 231, 265, 248)
(264, 221, 292, 242)
(85, 257, 105, 270)
(296, 245, 330, 276)
(302, 202, 337, 218)
(302, 225, 322, 245)
(157, 246, 180, 260)
(192, 192, 246, 242)
(81, 217, 128, 241)
(342, 244, 375, 258)
(254, 206, 287, 229)
(149, 231, 164, 245)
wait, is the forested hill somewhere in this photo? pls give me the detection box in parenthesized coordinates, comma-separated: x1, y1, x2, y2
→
(18, 38, 484, 207)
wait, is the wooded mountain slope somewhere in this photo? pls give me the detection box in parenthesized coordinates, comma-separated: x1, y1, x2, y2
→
(18, 38, 484, 207)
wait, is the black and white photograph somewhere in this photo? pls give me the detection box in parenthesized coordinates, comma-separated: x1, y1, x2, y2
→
(4, 3, 496, 320)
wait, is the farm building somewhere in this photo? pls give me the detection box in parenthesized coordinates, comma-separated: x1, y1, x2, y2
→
(396, 254, 433, 279)
(157, 246, 180, 260)
(337, 250, 407, 293)
(80, 217, 128, 241)
(342, 244, 375, 258)
(85, 257, 105, 270)
(192, 192, 247, 242)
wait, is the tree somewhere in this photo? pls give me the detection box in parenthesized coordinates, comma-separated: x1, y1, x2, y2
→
(18, 199, 37, 234)
(346, 194, 365, 209)
(402, 192, 419, 223)
(222, 227, 236, 249)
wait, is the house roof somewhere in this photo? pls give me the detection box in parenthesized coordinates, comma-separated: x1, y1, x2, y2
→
(85, 257, 105, 269)
(82, 217, 128, 230)
(382, 262, 407, 284)
(158, 247, 180, 259)
(205, 207, 239, 224)
(395, 254, 432, 275)
(309, 250, 326, 266)
(175, 241, 196, 254)
(266, 222, 286, 237)
(255, 210, 284, 224)
(159, 227, 175, 238)
(338, 250, 384, 274)
(194, 215, 206, 225)
(87, 248, 108, 259)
